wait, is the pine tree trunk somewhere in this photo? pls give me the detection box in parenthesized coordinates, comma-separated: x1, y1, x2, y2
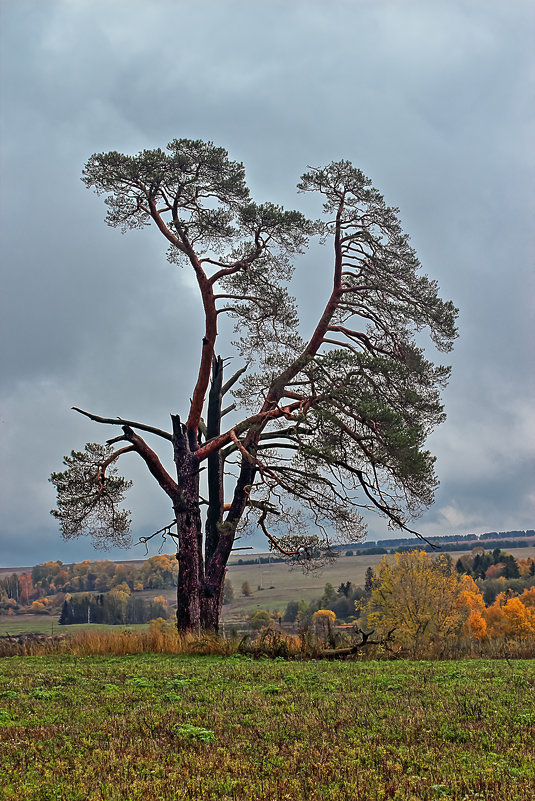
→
(199, 355, 227, 633)
(174, 501, 227, 633)
(172, 415, 205, 633)
(175, 504, 203, 633)
(171, 357, 246, 634)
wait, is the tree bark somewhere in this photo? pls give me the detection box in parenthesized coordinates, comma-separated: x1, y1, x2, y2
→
(174, 496, 203, 632)
(172, 388, 235, 633)
(200, 582, 224, 632)
(205, 356, 224, 567)
(172, 415, 204, 633)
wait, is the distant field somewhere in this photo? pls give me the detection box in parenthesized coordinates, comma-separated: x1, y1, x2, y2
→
(0, 654, 533, 800)
(0, 616, 147, 636)
(3, 545, 535, 632)
(0, 616, 60, 636)
(223, 551, 383, 618)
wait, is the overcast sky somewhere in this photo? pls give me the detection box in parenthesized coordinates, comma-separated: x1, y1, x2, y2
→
(0, 0, 533, 567)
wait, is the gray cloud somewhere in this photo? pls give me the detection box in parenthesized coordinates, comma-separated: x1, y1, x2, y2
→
(1, 0, 533, 566)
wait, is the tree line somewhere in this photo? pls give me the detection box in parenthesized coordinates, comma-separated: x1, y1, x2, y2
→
(0, 554, 178, 611)
(351, 529, 535, 550)
(233, 533, 535, 566)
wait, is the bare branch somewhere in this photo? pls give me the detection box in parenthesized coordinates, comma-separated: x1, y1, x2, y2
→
(121, 425, 179, 501)
(221, 364, 248, 396)
(72, 407, 173, 441)
(257, 442, 299, 451)
(138, 520, 178, 555)
(258, 507, 301, 556)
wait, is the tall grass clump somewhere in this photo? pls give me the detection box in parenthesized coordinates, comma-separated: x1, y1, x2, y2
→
(63, 627, 243, 657)
(0, 626, 240, 658)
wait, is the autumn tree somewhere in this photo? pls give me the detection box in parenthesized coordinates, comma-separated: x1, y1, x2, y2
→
(50, 139, 457, 632)
(312, 609, 336, 639)
(365, 551, 470, 651)
(457, 574, 488, 640)
(485, 592, 535, 640)
(519, 587, 535, 608)
(249, 609, 272, 630)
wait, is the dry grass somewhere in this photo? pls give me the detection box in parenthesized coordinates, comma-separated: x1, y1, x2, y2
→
(0, 626, 318, 660)
(0, 629, 235, 658)
(1, 624, 534, 662)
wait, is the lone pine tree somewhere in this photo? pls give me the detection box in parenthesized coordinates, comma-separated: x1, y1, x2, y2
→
(50, 139, 457, 632)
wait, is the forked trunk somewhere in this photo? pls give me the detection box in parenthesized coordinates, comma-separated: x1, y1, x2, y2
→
(175, 509, 226, 633)
(171, 358, 247, 634)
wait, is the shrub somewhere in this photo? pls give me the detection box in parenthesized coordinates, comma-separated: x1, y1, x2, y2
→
(249, 610, 272, 630)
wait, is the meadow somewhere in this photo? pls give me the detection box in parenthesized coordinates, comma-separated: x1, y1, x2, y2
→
(0, 616, 146, 637)
(0, 653, 534, 800)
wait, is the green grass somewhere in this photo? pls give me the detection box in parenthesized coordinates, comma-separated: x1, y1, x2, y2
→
(0, 616, 147, 636)
(0, 655, 533, 800)
(0, 616, 58, 636)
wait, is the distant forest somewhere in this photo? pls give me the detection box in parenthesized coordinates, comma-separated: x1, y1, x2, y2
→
(0, 555, 177, 607)
(356, 529, 535, 550)
(235, 530, 535, 565)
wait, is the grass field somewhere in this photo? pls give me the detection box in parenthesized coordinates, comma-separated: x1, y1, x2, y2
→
(0, 616, 147, 637)
(224, 552, 382, 616)
(0, 654, 533, 800)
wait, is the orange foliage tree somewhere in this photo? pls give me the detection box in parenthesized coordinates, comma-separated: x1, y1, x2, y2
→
(364, 550, 499, 652)
(456, 574, 488, 640)
(484, 592, 535, 640)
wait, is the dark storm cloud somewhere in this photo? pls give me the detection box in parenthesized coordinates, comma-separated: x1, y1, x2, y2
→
(0, 0, 533, 565)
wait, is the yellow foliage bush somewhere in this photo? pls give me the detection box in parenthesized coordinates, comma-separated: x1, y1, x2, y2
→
(312, 609, 336, 639)
(365, 551, 468, 652)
